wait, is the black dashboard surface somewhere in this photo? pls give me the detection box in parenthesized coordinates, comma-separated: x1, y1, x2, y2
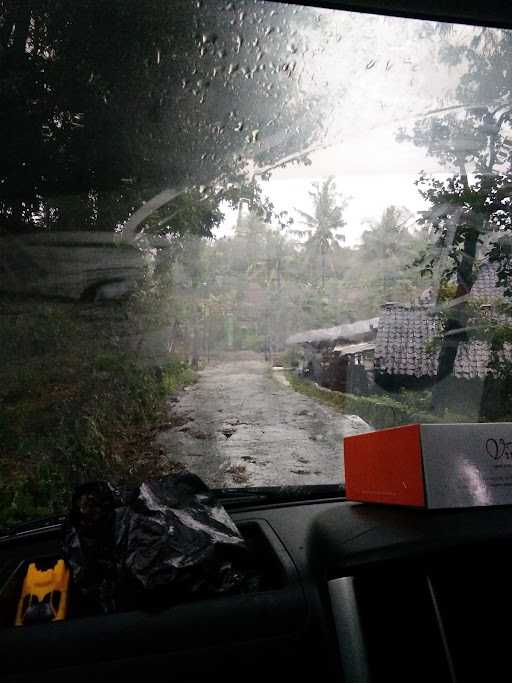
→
(2, 499, 512, 682)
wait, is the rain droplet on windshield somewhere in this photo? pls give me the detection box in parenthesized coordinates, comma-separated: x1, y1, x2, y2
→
(202, 32, 217, 44)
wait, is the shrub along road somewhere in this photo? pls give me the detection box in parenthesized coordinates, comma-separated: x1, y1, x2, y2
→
(155, 357, 371, 488)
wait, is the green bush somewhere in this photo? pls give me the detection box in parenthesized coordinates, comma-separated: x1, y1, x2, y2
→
(398, 388, 434, 414)
(0, 301, 197, 528)
(285, 372, 468, 429)
(282, 347, 301, 368)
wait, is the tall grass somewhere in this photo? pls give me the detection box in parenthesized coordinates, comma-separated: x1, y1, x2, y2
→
(0, 298, 196, 527)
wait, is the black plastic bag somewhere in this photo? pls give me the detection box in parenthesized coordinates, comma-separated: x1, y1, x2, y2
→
(62, 480, 122, 613)
(62, 471, 251, 614)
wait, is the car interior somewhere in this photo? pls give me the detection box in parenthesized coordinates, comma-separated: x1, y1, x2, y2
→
(4, 489, 512, 681)
(2, 1, 512, 682)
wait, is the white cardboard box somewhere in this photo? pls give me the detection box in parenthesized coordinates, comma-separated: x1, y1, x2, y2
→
(344, 423, 512, 509)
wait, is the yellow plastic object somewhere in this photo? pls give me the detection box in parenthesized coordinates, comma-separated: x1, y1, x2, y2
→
(15, 559, 70, 626)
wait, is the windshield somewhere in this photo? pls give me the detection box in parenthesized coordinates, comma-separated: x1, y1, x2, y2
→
(2, 0, 512, 525)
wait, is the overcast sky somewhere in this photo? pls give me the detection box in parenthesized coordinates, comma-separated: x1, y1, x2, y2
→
(215, 127, 447, 246)
(212, 7, 477, 245)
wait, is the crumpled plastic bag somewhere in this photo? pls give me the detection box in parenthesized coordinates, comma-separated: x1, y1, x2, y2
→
(62, 471, 254, 614)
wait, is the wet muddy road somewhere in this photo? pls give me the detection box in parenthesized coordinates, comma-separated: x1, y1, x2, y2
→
(156, 359, 371, 488)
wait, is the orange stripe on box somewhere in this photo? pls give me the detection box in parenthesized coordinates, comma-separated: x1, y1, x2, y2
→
(344, 424, 425, 507)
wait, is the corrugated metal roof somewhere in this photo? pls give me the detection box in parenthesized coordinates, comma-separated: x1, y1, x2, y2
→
(333, 341, 375, 355)
(286, 317, 379, 346)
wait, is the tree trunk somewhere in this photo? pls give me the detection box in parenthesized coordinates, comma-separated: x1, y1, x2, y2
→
(190, 302, 200, 370)
(433, 159, 478, 413)
(191, 324, 200, 370)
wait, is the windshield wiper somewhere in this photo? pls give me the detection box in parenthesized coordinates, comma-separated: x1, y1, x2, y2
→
(0, 485, 345, 542)
(214, 484, 346, 509)
(0, 515, 66, 544)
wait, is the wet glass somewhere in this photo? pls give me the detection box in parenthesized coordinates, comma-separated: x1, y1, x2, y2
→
(1, 0, 512, 525)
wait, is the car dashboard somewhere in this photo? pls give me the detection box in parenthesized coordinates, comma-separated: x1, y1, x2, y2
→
(1, 498, 512, 682)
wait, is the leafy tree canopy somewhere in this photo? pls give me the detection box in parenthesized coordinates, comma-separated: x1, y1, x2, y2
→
(293, 176, 348, 288)
(0, 0, 323, 235)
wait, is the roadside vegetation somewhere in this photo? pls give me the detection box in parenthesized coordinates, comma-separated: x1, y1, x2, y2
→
(0, 297, 196, 528)
(284, 372, 469, 429)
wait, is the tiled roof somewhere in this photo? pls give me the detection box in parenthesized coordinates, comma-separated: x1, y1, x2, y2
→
(289, 262, 511, 378)
(375, 305, 440, 378)
(417, 262, 506, 306)
(470, 262, 506, 301)
(375, 262, 512, 379)
(454, 310, 512, 379)
(453, 339, 490, 379)
(375, 305, 512, 380)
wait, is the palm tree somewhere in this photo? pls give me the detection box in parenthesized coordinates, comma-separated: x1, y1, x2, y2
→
(359, 206, 415, 261)
(294, 177, 347, 288)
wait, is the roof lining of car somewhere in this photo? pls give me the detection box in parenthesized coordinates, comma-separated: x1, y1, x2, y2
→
(275, 0, 512, 31)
